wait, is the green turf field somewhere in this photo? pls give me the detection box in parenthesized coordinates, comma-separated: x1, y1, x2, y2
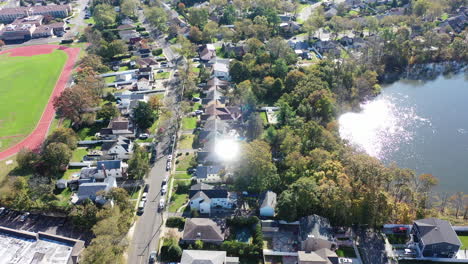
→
(0, 50, 67, 151)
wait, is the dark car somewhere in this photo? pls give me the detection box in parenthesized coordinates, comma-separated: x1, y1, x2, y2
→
(393, 226, 408, 233)
(144, 184, 150, 192)
(149, 251, 157, 263)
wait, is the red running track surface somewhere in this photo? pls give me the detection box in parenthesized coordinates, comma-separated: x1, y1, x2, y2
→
(0, 44, 80, 160)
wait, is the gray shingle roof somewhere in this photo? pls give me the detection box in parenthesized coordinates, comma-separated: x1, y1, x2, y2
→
(299, 214, 334, 242)
(182, 218, 224, 242)
(77, 183, 108, 200)
(97, 160, 121, 170)
(414, 218, 461, 246)
(196, 165, 223, 179)
(181, 250, 226, 264)
(189, 183, 227, 199)
(191, 191, 211, 203)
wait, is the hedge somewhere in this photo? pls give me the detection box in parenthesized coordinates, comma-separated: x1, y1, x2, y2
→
(166, 217, 185, 229)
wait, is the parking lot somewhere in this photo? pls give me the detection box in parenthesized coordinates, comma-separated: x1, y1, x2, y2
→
(0, 209, 92, 244)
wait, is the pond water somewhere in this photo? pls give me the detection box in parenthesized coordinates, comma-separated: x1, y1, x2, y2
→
(339, 72, 468, 192)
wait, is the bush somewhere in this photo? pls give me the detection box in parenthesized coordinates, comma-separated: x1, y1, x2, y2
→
(136, 26, 146, 32)
(141, 32, 150, 37)
(166, 217, 185, 229)
(152, 48, 163, 56)
(160, 239, 182, 262)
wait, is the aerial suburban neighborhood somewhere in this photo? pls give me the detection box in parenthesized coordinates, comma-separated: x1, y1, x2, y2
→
(0, 0, 467, 262)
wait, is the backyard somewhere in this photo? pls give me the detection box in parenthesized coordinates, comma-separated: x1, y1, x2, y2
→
(168, 180, 190, 212)
(460, 235, 468, 250)
(0, 50, 68, 151)
(178, 134, 195, 149)
(175, 153, 195, 172)
(181, 117, 197, 130)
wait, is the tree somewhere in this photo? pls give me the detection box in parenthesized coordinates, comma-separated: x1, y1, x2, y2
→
(234, 140, 279, 193)
(187, 7, 209, 28)
(16, 148, 39, 171)
(202, 21, 219, 42)
(246, 113, 264, 141)
(284, 70, 305, 93)
(44, 127, 78, 150)
(148, 95, 164, 114)
(272, 59, 288, 79)
(69, 201, 99, 230)
(230, 60, 250, 83)
(127, 144, 149, 180)
(97, 103, 118, 122)
(277, 177, 320, 221)
(144, 6, 168, 33)
(100, 39, 128, 59)
(53, 85, 95, 125)
(133, 102, 155, 130)
(189, 26, 203, 43)
(41, 142, 72, 176)
(78, 54, 109, 73)
(176, 36, 197, 59)
(93, 4, 117, 28)
(220, 4, 236, 25)
(120, 0, 138, 17)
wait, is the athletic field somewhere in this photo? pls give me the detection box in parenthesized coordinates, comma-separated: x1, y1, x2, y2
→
(0, 49, 68, 151)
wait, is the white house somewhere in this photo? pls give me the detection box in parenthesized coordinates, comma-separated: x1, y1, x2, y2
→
(80, 160, 128, 180)
(101, 137, 133, 160)
(260, 191, 277, 217)
(212, 61, 230, 80)
(189, 183, 235, 215)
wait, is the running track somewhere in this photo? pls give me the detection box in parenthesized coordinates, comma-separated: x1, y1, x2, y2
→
(0, 44, 80, 160)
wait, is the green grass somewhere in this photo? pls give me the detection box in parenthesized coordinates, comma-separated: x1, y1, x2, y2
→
(175, 153, 194, 171)
(181, 117, 197, 130)
(104, 75, 116, 83)
(441, 13, 449, 20)
(54, 187, 72, 207)
(193, 102, 201, 111)
(260, 112, 268, 125)
(71, 147, 88, 162)
(119, 66, 129, 71)
(296, 3, 309, 13)
(168, 180, 190, 212)
(191, 67, 200, 73)
(84, 17, 95, 24)
(75, 122, 106, 140)
(155, 71, 170, 79)
(61, 168, 81, 180)
(178, 134, 194, 149)
(0, 50, 68, 151)
(336, 246, 357, 258)
(460, 235, 468, 250)
(174, 172, 192, 179)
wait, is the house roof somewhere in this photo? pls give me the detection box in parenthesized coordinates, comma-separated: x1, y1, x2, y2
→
(189, 183, 227, 199)
(191, 191, 211, 203)
(77, 183, 108, 200)
(181, 250, 226, 264)
(196, 165, 223, 179)
(414, 218, 461, 246)
(207, 77, 229, 87)
(182, 218, 224, 242)
(299, 215, 334, 242)
(297, 251, 328, 264)
(260, 191, 277, 209)
(97, 160, 121, 170)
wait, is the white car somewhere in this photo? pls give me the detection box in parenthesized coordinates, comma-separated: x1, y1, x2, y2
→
(139, 133, 149, 139)
(166, 161, 171, 171)
(19, 212, 30, 222)
(167, 155, 173, 161)
(161, 184, 167, 195)
(141, 192, 148, 201)
(159, 198, 165, 210)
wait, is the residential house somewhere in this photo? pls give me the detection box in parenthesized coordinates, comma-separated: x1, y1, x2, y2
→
(189, 183, 235, 215)
(202, 87, 226, 105)
(101, 136, 133, 160)
(198, 119, 228, 145)
(117, 24, 135, 31)
(314, 40, 341, 57)
(299, 215, 337, 252)
(136, 58, 159, 69)
(201, 101, 238, 122)
(181, 250, 239, 264)
(204, 77, 229, 91)
(119, 29, 140, 41)
(99, 117, 135, 138)
(324, 7, 338, 19)
(211, 61, 230, 80)
(195, 165, 224, 183)
(297, 249, 339, 264)
(222, 42, 246, 58)
(446, 13, 467, 33)
(137, 67, 154, 82)
(182, 218, 225, 244)
(75, 175, 117, 204)
(259, 191, 277, 217)
(136, 78, 151, 91)
(199, 44, 216, 62)
(411, 218, 462, 258)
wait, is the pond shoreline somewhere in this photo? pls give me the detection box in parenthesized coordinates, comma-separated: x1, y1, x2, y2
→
(382, 61, 467, 83)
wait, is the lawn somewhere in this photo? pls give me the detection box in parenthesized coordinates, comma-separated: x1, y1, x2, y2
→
(336, 246, 357, 258)
(460, 235, 468, 250)
(155, 71, 170, 79)
(181, 117, 197, 130)
(84, 17, 95, 24)
(54, 187, 72, 207)
(168, 180, 190, 212)
(104, 75, 116, 83)
(260, 111, 268, 125)
(71, 148, 88, 162)
(174, 172, 192, 180)
(75, 122, 106, 140)
(175, 153, 194, 171)
(0, 50, 68, 151)
(178, 134, 194, 149)
(61, 168, 81, 180)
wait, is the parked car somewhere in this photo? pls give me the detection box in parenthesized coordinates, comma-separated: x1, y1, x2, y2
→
(0, 207, 5, 215)
(149, 251, 157, 263)
(192, 97, 201, 102)
(144, 184, 150, 192)
(157, 69, 164, 73)
(137, 200, 146, 214)
(19, 212, 30, 222)
(158, 198, 165, 211)
(161, 184, 167, 195)
(166, 161, 171, 171)
(393, 226, 408, 233)
(167, 155, 173, 161)
(139, 133, 149, 139)
(194, 110, 204, 115)
(141, 192, 148, 201)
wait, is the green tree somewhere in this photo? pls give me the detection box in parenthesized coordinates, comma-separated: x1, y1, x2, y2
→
(220, 4, 236, 25)
(16, 148, 39, 171)
(133, 101, 155, 130)
(230, 60, 250, 83)
(93, 4, 117, 28)
(69, 200, 99, 230)
(41, 142, 72, 176)
(44, 127, 78, 150)
(235, 140, 279, 193)
(187, 7, 209, 28)
(144, 6, 168, 33)
(127, 144, 149, 180)
(272, 59, 288, 79)
(78, 54, 109, 73)
(97, 103, 119, 122)
(120, 0, 138, 17)
(246, 113, 264, 141)
(277, 177, 320, 221)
